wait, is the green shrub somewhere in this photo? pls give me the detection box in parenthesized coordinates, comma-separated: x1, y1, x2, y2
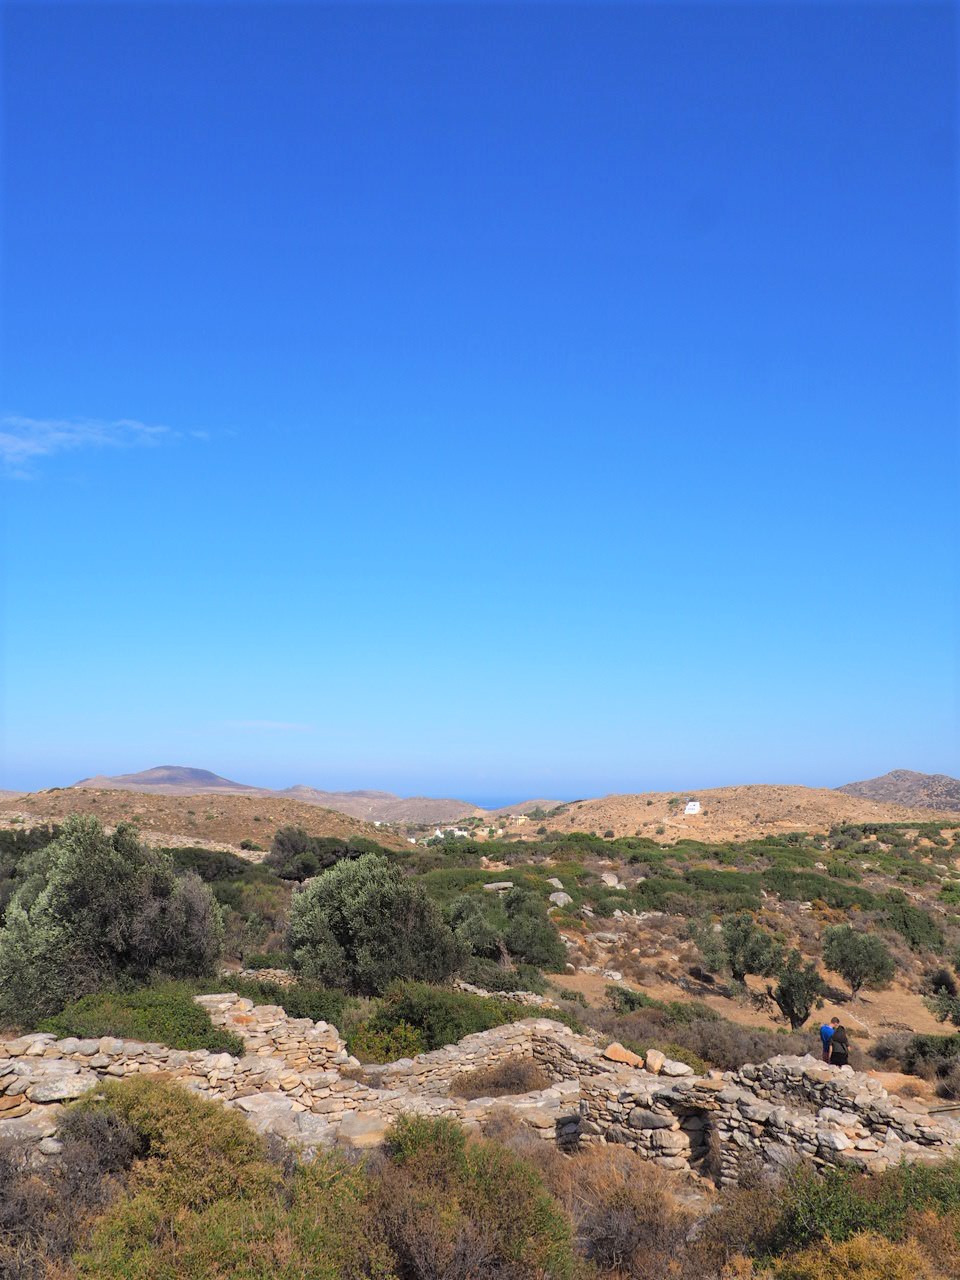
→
(501, 888, 567, 969)
(770, 1159, 960, 1253)
(460, 956, 545, 993)
(265, 826, 386, 881)
(168, 846, 252, 881)
(289, 854, 465, 995)
(69, 1078, 384, 1279)
(369, 982, 521, 1050)
(348, 1020, 426, 1063)
(40, 983, 244, 1055)
(881, 898, 944, 952)
(762, 870, 877, 911)
(657, 1043, 708, 1074)
(378, 1114, 577, 1279)
(0, 817, 223, 1025)
(902, 1032, 960, 1077)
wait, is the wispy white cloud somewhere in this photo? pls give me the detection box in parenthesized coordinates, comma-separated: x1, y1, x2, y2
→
(223, 720, 315, 733)
(0, 415, 172, 473)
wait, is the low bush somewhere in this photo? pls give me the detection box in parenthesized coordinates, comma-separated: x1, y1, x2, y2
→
(560, 1146, 694, 1278)
(766, 1232, 933, 1279)
(369, 982, 522, 1050)
(459, 955, 546, 993)
(450, 1059, 552, 1099)
(369, 980, 584, 1050)
(67, 1077, 385, 1279)
(377, 1114, 577, 1280)
(0, 1105, 137, 1277)
(348, 1020, 426, 1063)
(592, 989, 812, 1070)
(265, 825, 386, 881)
(40, 983, 244, 1055)
(881, 898, 944, 952)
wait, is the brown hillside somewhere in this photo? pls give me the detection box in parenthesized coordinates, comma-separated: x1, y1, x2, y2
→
(64, 765, 560, 825)
(539, 784, 954, 843)
(73, 765, 263, 795)
(838, 769, 960, 812)
(278, 786, 484, 824)
(0, 788, 409, 853)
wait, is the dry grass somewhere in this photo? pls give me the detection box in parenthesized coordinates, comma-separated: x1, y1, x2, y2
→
(450, 1059, 552, 1099)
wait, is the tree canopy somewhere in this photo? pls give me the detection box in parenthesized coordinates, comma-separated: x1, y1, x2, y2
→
(823, 925, 895, 997)
(289, 854, 465, 994)
(0, 816, 223, 1024)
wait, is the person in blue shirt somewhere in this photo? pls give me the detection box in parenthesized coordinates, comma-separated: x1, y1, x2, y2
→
(820, 1017, 838, 1062)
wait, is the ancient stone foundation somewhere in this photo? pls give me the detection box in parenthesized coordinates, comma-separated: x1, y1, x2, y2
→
(2, 993, 958, 1183)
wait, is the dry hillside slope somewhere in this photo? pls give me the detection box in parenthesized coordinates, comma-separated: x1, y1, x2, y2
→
(540, 784, 954, 842)
(278, 786, 485, 824)
(0, 788, 409, 852)
(65, 764, 562, 825)
(73, 765, 263, 794)
(838, 769, 960, 812)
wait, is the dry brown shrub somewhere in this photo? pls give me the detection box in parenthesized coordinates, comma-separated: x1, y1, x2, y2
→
(549, 1145, 695, 1279)
(451, 1059, 552, 1100)
(763, 1231, 940, 1280)
(687, 1185, 782, 1277)
(904, 1208, 960, 1276)
(896, 1078, 930, 1099)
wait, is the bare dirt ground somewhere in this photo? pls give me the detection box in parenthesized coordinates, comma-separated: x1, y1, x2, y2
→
(538, 784, 954, 843)
(0, 788, 409, 852)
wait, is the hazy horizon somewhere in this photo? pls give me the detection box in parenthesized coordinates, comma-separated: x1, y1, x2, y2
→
(3, 3, 957, 790)
(2, 759, 952, 806)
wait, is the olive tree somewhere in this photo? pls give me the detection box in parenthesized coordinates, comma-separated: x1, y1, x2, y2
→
(823, 925, 894, 998)
(0, 816, 223, 1024)
(289, 854, 465, 994)
(767, 949, 826, 1030)
(700, 913, 784, 984)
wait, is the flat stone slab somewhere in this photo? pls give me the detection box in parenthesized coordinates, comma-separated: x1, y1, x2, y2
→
(337, 1111, 392, 1148)
(27, 1071, 98, 1102)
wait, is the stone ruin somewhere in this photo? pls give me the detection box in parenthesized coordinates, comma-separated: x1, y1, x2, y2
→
(2, 992, 959, 1185)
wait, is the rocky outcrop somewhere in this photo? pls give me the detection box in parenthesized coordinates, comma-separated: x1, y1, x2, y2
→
(2, 996, 959, 1187)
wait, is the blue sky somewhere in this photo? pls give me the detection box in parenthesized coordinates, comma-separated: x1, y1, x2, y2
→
(2, 1, 957, 803)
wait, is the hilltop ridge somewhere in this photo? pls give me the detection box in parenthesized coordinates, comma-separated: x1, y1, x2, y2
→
(64, 765, 559, 825)
(73, 765, 261, 794)
(837, 769, 960, 812)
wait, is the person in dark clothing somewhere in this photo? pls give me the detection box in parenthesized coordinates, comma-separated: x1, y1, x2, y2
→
(820, 1018, 837, 1062)
(829, 1022, 850, 1067)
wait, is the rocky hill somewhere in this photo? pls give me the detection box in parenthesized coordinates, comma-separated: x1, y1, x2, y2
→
(277, 786, 484, 824)
(73, 765, 262, 794)
(837, 770, 960, 812)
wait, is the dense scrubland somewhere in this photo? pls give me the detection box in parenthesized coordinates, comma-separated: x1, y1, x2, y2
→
(4, 814, 960, 1276)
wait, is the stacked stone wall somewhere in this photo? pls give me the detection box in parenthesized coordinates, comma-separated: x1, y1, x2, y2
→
(2, 997, 959, 1183)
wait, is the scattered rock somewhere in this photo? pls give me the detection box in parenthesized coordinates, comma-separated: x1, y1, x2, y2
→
(602, 1042, 645, 1069)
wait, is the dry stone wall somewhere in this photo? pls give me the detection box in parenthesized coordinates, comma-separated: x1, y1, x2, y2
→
(2, 994, 959, 1184)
